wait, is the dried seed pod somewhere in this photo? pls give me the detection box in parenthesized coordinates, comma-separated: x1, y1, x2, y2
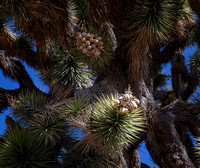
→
(98, 46, 104, 50)
(93, 39, 99, 44)
(82, 37, 86, 42)
(120, 107, 129, 113)
(91, 44, 96, 48)
(97, 37, 102, 41)
(86, 33, 90, 39)
(82, 43, 86, 48)
(98, 41, 103, 46)
(82, 48, 88, 54)
(85, 41, 90, 46)
(130, 101, 138, 109)
(94, 52, 100, 57)
(124, 94, 133, 99)
(77, 35, 82, 39)
(87, 46, 92, 51)
(90, 34, 94, 38)
(121, 100, 128, 106)
(76, 32, 81, 36)
(89, 38, 93, 42)
(82, 32, 86, 36)
(79, 45, 84, 50)
(91, 49, 96, 54)
(113, 99, 120, 107)
(134, 99, 140, 105)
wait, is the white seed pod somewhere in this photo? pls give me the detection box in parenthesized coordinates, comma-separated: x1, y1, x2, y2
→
(118, 96, 124, 100)
(85, 41, 90, 46)
(120, 107, 129, 113)
(130, 101, 138, 109)
(82, 32, 86, 36)
(87, 46, 92, 51)
(82, 48, 88, 54)
(123, 93, 132, 100)
(82, 37, 86, 42)
(120, 99, 128, 107)
(134, 98, 140, 105)
(113, 99, 120, 105)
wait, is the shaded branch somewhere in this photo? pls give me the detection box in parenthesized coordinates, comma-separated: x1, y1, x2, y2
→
(0, 53, 37, 90)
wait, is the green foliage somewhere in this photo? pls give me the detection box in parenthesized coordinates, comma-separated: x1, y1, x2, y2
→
(13, 91, 49, 125)
(0, 0, 27, 20)
(126, 0, 184, 44)
(69, 0, 89, 30)
(39, 43, 92, 89)
(0, 127, 55, 168)
(29, 113, 66, 146)
(62, 147, 118, 168)
(191, 20, 200, 46)
(189, 51, 200, 72)
(64, 96, 90, 117)
(90, 95, 145, 151)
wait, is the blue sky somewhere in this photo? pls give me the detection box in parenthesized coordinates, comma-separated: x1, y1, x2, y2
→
(0, 45, 198, 167)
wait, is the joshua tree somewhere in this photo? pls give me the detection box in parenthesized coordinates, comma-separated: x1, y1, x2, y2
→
(0, 0, 200, 167)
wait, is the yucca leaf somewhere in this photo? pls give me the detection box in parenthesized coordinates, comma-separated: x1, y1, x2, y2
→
(88, 95, 145, 151)
(0, 127, 55, 168)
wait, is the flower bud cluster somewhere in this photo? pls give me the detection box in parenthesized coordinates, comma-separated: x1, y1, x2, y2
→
(113, 93, 140, 113)
(76, 32, 104, 58)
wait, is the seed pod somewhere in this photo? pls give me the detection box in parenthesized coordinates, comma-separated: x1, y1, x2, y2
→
(86, 33, 90, 39)
(120, 107, 129, 113)
(77, 35, 82, 39)
(134, 99, 140, 105)
(82, 44, 86, 48)
(91, 44, 96, 48)
(76, 32, 81, 36)
(113, 99, 120, 107)
(85, 41, 90, 46)
(94, 52, 100, 57)
(121, 100, 128, 106)
(91, 49, 95, 54)
(89, 38, 93, 42)
(82, 48, 88, 54)
(82, 32, 86, 36)
(82, 37, 86, 42)
(97, 37, 102, 41)
(87, 46, 92, 51)
(90, 34, 94, 38)
(98, 46, 104, 50)
(79, 45, 84, 50)
(93, 39, 99, 44)
(98, 41, 103, 46)
(130, 101, 138, 109)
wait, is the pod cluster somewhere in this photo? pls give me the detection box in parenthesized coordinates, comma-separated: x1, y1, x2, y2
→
(113, 93, 140, 113)
(76, 32, 104, 58)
